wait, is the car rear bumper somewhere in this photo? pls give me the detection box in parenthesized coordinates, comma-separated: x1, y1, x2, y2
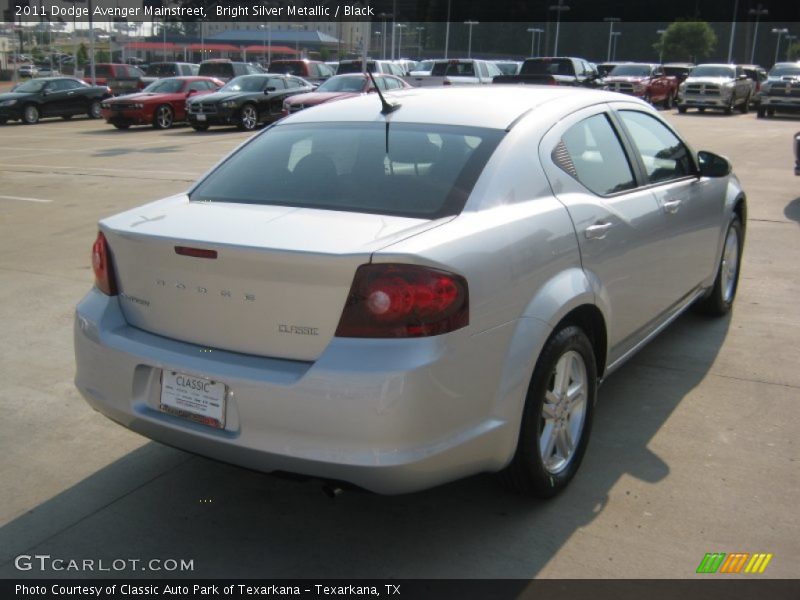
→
(74, 289, 526, 494)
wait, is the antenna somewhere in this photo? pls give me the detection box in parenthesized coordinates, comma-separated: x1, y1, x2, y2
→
(367, 71, 401, 115)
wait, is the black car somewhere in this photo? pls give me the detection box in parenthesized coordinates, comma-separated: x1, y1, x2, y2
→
(0, 77, 111, 125)
(186, 74, 313, 131)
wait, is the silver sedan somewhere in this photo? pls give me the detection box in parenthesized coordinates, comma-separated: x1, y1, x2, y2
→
(74, 86, 745, 496)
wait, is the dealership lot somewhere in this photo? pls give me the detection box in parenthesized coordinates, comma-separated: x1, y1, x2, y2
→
(0, 109, 797, 578)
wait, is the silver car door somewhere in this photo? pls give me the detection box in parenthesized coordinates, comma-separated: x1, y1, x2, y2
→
(614, 108, 723, 298)
(539, 104, 675, 363)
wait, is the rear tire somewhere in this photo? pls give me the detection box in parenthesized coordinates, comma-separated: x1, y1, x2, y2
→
(678, 105, 687, 114)
(663, 92, 674, 110)
(757, 107, 766, 118)
(695, 217, 743, 317)
(498, 326, 597, 498)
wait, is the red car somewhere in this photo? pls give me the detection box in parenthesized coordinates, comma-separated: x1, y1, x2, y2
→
(281, 73, 411, 117)
(83, 63, 146, 95)
(100, 76, 223, 129)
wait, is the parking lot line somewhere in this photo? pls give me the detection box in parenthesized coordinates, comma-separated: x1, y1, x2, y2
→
(0, 194, 53, 204)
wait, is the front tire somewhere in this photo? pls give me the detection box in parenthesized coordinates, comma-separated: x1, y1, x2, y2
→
(757, 107, 766, 118)
(237, 103, 258, 131)
(499, 326, 597, 498)
(678, 105, 688, 114)
(695, 217, 743, 316)
(22, 104, 40, 124)
(663, 92, 674, 110)
(87, 100, 102, 119)
(153, 104, 174, 129)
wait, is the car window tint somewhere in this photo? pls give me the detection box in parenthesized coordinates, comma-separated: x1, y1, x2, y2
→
(267, 78, 286, 90)
(62, 79, 82, 90)
(191, 123, 504, 219)
(618, 110, 693, 184)
(557, 114, 636, 196)
(94, 65, 111, 78)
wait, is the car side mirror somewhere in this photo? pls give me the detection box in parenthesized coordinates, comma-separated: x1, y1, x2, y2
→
(367, 87, 377, 93)
(265, 86, 276, 93)
(186, 89, 198, 97)
(698, 151, 731, 178)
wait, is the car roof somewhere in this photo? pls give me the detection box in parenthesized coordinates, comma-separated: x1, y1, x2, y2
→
(280, 86, 637, 130)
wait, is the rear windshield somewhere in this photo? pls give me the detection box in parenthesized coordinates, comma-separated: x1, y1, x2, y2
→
(520, 59, 574, 76)
(337, 61, 375, 74)
(271, 62, 304, 76)
(146, 63, 178, 77)
(190, 122, 504, 219)
(431, 62, 475, 77)
(199, 63, 234, 78)
(316, 75, 366, 92)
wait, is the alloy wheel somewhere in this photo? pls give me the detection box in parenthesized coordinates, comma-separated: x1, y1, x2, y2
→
(155, 105, 173, 129)
(240, 105, 257, 130)
(23, 104, 39, 124)
(539, 350, 588, 474)
(720, 225, 740, 303)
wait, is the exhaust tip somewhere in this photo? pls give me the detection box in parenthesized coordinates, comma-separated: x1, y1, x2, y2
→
(322, 484, 344, 498)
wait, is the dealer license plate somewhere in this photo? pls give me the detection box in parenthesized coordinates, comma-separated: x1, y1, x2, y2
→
(160, 370, 226, 429)
(196, 113, 206, 121)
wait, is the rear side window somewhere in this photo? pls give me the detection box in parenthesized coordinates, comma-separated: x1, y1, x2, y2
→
(556, 114, 636, 196)
(199, 63, 233, 79)
(190, 123, 505, 219)
(94, 65, 111, 78)
(618, 111, 693, 184)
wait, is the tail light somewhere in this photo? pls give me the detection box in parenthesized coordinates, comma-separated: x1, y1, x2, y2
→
(335, 264, 468, 338)
(91, 231, 118, 296)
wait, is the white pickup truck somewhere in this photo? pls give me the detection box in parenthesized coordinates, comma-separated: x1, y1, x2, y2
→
(404, 59, 503, 87)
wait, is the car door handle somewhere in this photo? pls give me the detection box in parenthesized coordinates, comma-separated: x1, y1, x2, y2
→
(663, 199, 682, 214)
(585, 222, 613, 240)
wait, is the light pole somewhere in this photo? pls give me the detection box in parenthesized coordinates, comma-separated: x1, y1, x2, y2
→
(374, 31, 381, 59)
(390, 0, 396, 60)
(657, 29, 666, 64)
(749, 4, 769, 64)
(259, 23, 271, 66)
(444, 0, 451, 59)
(379, 13, 389, 60)
(611, 31, 621, 61)
(785, 35, 798, 60)
(772, 28, 788, 65)
(464, 21, 479, 58)
(727, 0, 739, 62)
(527, 28, 543, 57)
(416, 27, 424, 58)
(395, 23, 406, 59)
(549, 0, 570, 56)
(604, 17, 620, 62)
